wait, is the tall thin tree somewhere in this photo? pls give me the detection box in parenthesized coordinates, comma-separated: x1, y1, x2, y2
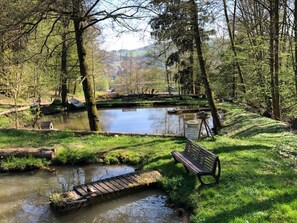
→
(190, 0, 221, 133)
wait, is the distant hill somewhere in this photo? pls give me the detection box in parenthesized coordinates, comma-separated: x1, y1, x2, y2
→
(110, 45, 155, 57)
(101, 44, 162, 78)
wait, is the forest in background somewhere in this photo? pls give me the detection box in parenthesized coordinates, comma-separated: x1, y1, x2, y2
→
(0, 0, 296, 130)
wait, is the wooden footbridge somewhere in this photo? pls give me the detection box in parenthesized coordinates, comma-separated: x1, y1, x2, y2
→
(50, 170, 162, 213)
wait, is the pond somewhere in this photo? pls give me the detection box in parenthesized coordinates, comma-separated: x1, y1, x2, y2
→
(0, 165, 182, 223)
(39, 106, 214, 135)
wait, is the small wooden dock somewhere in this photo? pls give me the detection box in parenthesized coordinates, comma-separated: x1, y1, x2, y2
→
(167, 107, 211, 114)
(50, 170, 162, 213)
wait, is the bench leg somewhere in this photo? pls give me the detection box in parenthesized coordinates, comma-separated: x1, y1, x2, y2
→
(182, 164, 190, 173)
(172, 156, 178, 164)
(197, 175, 219, 186)
(197, 175, 206, 186)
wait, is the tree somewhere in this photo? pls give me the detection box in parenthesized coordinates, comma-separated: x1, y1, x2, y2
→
(60, 0, 70, 107)
(294, 0, 297, 97)
(269, 0, 281, 120)
(71, 0, 100, 131)
(150, 0, 196, 95)
(189, 0, 221, 133)
(222, 0, 246, 95)
(64, 0, 147, 130)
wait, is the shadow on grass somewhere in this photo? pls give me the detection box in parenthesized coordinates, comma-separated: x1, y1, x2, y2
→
(105, 138, 186, 152)
(212, 144, 271, 154)
(222, 111, 290, 138)
(147, 154, 173, 164)
(150, 159, 198, 208)
(231, 124, 288, 138)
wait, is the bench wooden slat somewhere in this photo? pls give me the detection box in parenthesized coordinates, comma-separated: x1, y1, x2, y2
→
(172, 139, 221, 185)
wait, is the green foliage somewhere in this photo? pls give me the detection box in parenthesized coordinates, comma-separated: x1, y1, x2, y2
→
(0, 157, 50, 172)
(54, 147, 97, 165)
(49, 193, 63, 205)
(0, 115, 10, 128)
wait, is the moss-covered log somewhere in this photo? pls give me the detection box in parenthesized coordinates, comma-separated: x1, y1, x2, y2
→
(0, 148, 56, 160)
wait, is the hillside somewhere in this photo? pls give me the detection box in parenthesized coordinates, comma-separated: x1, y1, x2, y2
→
(100, 44, 162, 79)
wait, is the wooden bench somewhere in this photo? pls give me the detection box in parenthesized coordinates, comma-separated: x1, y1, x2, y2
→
(171, 139, 221, 185)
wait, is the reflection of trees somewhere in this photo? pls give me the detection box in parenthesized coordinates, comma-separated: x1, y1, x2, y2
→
(39, 107, 215, 135)
(40, 110, 104, 131)
(56, 167, 86, 191)
(149, 107, 183, 135)
(97, 108, 118, 132)
(55, 166, 134, 192)
(98, 195, 180, 223)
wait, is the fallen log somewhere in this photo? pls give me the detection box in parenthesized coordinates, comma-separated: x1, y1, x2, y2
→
(0, 106, 31, 116)
(0, 148, 56, 160)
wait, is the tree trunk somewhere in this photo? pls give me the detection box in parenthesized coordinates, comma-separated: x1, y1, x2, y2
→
(61, 30, 68, 107)
(164, 44, 171, 95)
(72, 0, 100, 131)
(61, 0, 70, 107)
(294, 0, 297, 97)
(189, 40, 195, 94)
(222, 0, 246, 95)
(190, 0, 221, 134)
(273, 0, 281, 119)
(269, 0, 281, 120)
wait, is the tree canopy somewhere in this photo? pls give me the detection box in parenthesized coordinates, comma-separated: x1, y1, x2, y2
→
(0, 0, 296, 130)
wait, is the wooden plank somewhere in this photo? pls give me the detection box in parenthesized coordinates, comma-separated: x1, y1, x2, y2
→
(118, 176, 134, 185)
(117, 177, 131, 186)
(95, 182, 115, 193)
(124, 174, 140, 182)
(103, 180, 120, 192)
(74, 186, 88, 197)
(119, 176, 135, 186)
(80, 185, 89, 193)
(91, 183, 110, 194)
(108, 179, 127, 190)
(86, 185, 100, 196)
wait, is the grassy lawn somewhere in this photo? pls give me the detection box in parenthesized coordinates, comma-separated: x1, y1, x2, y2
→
(0, 102, 296, 222)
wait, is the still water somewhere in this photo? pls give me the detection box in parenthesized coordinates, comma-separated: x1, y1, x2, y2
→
(40, 107, 212, 135)
(0, 165, 182, 223)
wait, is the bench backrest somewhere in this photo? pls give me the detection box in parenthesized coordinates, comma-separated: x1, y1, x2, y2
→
(185, 140, 218, 172)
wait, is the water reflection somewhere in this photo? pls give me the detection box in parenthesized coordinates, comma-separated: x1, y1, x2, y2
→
(55, 166, 134, 191)
(0, 165, 182, 223)
(39, 107, 207, 135)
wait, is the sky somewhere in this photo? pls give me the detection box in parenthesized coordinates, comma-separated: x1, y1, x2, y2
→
(101, 31, 153, 51)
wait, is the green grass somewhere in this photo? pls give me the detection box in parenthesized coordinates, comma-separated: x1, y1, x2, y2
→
(164, 103, 297, 223)
(0, 102, 296, 222)
(0, 156, 50, 172)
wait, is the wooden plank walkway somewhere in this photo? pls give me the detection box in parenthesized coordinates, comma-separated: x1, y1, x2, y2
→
(50, 170, 162, 213)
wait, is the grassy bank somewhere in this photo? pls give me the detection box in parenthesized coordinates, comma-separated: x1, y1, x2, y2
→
(0, 102, 296, 222)
(148, 104, 297, 222)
